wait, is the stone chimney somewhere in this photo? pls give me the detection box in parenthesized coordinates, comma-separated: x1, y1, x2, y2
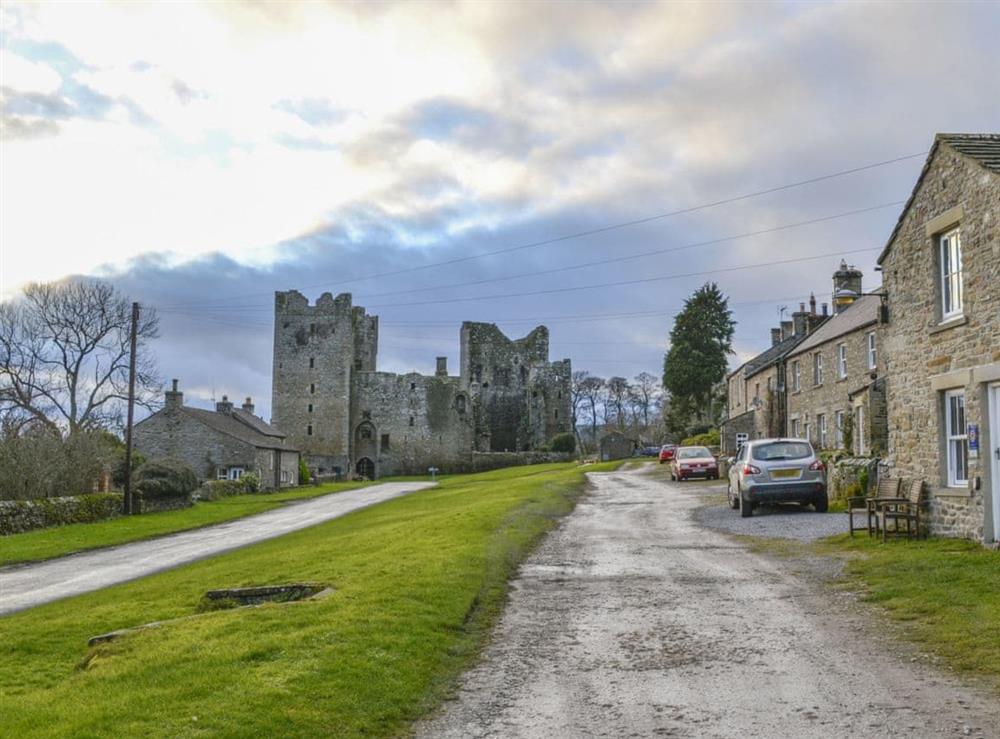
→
(832, 259, 863, 314)
(436, 356, 448, 376)
(216, 395, 233, 415)
(792, 303, 809, 336)
(165, 379, 183, 410)
(781, 320, 794, 340)
(770, 328, 782, 346)
(809, 293, 817, 315)
(821, 303, 829, 316)
(242, 397, 254, 414)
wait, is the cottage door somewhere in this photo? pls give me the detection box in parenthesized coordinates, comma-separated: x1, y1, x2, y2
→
(990, 383, 1000, 542)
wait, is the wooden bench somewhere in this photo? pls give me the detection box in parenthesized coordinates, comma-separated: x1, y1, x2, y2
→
(847, 476, 900, 537)
(876, 479, 925, 541)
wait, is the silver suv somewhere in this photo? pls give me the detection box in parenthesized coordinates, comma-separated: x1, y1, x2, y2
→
(727, 438, 827, 518)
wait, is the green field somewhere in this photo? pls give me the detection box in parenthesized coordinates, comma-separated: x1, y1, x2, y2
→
(0, 480, 376, 566)
(0, 462, 620, 737)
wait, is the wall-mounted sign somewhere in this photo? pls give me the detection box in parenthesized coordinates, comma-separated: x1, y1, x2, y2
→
(968, 423, 979, 459)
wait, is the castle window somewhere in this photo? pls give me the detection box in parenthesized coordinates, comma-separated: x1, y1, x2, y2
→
(410, 382, 416, 391)
(310, 323, 316, 335)
(307, 425, 313, 436)
(557, 391, 561, 400)
(455, 395, 466, 413)
(409, 416, 415, 427)
(381, 434, 390, 449)
(360, 425, 373, 440)
(309, 357, 315, 369)
(554, 409, 559, 420)
(308, 404, 313, 413)
(310, 383, 315, 394)
(939, 228, 963, 320)
(532, 391, 538, 398)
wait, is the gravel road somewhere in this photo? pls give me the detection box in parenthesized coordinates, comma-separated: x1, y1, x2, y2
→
(691, 487, 853, 541)
(0, 481, 435, 616)
(416, 464, 997, 738)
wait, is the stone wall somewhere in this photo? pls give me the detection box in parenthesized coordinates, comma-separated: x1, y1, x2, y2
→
(720, 410, 755, 456)
(0, 493, 122, 535)
(599, 432, 634, 461)
(352, 371, 475, 477)
(135, 408, 259, 481)
(879, 138, 1000, 543)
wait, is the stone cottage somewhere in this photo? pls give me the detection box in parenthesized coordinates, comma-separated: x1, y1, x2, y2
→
(877, 133, 1000, 543)
(721, 296, 826, 455)
(599, 431, 635, 462)
(271, 291, 572, 479)
(785, 265, 888, 455)
(135, 381, 300, 490)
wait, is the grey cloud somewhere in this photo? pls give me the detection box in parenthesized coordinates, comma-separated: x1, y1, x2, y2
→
(1, 115, 60, 140)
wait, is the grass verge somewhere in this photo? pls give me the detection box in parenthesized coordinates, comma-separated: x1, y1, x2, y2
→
(0, 480, 377, 566)
(812, 534, 999, 687)
(0, 461, 621, 737)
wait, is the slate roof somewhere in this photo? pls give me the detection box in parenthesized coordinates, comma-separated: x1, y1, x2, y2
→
(180, 407, 297, 451)
(878, 133, 1000, 264)
(743, 332, 809, 378)
(786, 294, 881, 358)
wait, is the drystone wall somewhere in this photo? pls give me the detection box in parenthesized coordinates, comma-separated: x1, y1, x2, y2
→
(0, 493, 122, 535)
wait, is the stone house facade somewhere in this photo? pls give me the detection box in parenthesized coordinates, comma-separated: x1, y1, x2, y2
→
(785, 289, 888, 456)
(599, 431, 635, 462)
(272, 291, 572, 479)
(877, 133, 1000, 543)
(135, 381, 300, 490)
(721, 299, 826, 455)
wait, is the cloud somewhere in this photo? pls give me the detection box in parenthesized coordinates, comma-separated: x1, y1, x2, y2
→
(0, 48, 62, 93)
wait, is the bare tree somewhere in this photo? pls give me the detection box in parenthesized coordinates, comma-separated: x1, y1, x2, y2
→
(0, 280, 160, 436)
(604, 376, 630, 430)
(632, 371, 662, 431)
(578, 375, 605, 451)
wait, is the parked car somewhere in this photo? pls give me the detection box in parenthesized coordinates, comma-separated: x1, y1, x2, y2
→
(641, 446, 660, 457)
(726, 438, 827, 518)
(670, 446, 719, 481)
(658, 444, 677, 463)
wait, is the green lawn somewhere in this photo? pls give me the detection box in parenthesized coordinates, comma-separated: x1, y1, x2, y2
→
(0, 461, 621, 738)
(0, 480, 378, 566)
(815, 534, 1000, 687)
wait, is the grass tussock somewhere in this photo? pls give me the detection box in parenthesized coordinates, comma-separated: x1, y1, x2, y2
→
(0, 462, 620, 738)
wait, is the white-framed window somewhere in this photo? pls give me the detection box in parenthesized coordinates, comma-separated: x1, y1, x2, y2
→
(735, 432, 749, 451)
(814, 353, 823, 386)
(790, 419, 800, 438)
(944, 389, 968, 487)
(867, 332, 877, 370)
(856, 405, 866, 455)
(817, 413, 827, 448)
(792, 361, 800, 392)
(217, 467, 228, 480)
(281, 470, 289, 483)
(837, 343, 848, 379)
(835, 410, 844, 448)
(804, 422, 811, 444)
(228, 467, 244, 481)
(940, 228, 963, 319)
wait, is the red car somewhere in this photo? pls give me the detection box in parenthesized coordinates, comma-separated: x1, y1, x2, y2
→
(658, 444, 677, 464)
(670, 445, 720, 481)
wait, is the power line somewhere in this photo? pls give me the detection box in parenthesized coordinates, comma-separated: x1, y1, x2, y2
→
(159, 150, 924, 309)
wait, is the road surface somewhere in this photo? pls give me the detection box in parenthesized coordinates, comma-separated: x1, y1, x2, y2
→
(417, 465, 997, 738)
(0, 481, 435, 616)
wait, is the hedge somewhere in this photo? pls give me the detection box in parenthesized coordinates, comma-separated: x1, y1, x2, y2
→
(0, 493, 122, 535)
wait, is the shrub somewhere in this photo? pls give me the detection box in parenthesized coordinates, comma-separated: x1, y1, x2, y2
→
(298, 457, 311, 485)
(681, 429, 721, 447)
(550, 433, 576, 454)
(134, 459, 198, 500)
(111, 449, 146, 489)
(240, 471, 261, 493)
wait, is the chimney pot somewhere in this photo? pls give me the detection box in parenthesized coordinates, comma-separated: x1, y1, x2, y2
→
(809, 293, 817, 315)
(242, 397, 255, 414)
(165, 379, 184, 409)
(822, 303, 828, 316)
(172, 378, 178, 392)
(216, 396, 234, 414)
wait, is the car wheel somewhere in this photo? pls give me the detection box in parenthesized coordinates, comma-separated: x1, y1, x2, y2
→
(814, 495, 829, 513)
(740, 491, 753, 518)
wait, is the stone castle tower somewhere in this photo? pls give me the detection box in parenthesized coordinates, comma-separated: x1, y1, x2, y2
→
(272, 290, 571, 478)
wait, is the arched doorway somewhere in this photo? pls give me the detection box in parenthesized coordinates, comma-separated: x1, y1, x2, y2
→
(356, 457, 375, 479)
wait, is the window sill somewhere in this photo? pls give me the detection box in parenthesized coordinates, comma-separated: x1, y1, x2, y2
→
(837, 376, 848, 383)
(930, 315, 968, 335)
(933, 485, 972, 499)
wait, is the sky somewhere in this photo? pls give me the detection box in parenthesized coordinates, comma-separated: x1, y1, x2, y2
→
(2, 0, 999, 421)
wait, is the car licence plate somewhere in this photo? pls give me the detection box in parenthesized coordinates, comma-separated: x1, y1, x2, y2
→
(771, 468, 800, 479)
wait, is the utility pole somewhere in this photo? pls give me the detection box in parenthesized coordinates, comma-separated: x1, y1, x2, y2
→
(122, 302, 139, 515)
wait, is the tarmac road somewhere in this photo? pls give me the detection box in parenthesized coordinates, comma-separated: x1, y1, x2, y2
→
(0, 481, 435, 616)
(417, 464, 998, 738)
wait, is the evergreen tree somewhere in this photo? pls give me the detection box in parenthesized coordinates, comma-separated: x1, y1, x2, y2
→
(662, 283, 735, 434)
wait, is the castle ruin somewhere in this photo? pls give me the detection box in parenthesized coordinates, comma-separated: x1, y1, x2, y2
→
(271, 291, 572, 478)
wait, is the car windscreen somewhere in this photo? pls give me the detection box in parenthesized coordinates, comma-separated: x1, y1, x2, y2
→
(751, 441, 812, 461)
(677, 447, 712, 459)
